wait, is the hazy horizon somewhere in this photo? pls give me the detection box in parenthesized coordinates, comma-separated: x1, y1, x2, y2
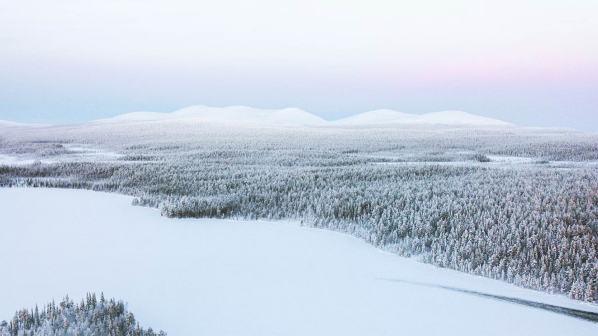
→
(1, 1, 597, 131)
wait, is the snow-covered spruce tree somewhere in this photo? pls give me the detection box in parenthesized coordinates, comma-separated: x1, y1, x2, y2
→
(0, 293, 166, 336)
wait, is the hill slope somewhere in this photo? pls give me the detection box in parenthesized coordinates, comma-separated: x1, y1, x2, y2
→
(332, 110, 514, 126)
(0, 120, 49, 128)
(99, 105, 327, 125)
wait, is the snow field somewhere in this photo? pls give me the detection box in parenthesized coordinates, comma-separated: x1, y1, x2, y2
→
(0, 188, 597, 336)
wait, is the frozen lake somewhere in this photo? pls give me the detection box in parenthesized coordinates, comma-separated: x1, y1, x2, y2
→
(0, 188, 597, 335)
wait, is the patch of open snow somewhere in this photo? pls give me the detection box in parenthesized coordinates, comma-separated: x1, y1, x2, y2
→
(0, 145, 123, 166)
(0, 188, 596, 336)
(0, 155, 55, 166)
(63, 144, 123, 158)
(486, 155, 537, 163)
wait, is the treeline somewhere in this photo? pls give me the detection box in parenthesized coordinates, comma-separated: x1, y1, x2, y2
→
(2, 161, 598, 302)
(2, 120, 598, 162)
(0, 293, 166, 336)
(2, 121, 598, 302)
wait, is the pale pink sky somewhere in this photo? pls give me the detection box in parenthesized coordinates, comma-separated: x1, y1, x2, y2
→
(1, 0, 597, 130)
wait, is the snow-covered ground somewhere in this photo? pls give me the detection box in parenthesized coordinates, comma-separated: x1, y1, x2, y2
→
(0, 145, 123, 165)
(62, 144, 124, 159)
(486, 155, 537, 163)
(1, 188, 597, 336)
(0, 154, 55, 166)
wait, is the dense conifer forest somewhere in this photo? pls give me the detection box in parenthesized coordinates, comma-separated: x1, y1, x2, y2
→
(1, 120, 598, 302)
(0, 293, 165, 336)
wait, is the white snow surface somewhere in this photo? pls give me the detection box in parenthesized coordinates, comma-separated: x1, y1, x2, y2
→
(332, 110, 514, 126)
(97, 105, 327, 125)
(0, 155, 55, 166)
(330, 109, 419, 124)
(1, 188, 596, 336)
(0, 145, 122, 166)
(0, 120, 50, 128)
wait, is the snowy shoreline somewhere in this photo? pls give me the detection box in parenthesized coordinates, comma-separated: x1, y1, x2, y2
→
(1, 187, 597, 335)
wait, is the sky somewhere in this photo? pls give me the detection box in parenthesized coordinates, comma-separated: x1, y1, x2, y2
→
(1, 0, 597, 131)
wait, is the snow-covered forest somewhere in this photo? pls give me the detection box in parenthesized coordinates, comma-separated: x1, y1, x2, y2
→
(0, 293, 165, 336)
(1, 120, 598, 303)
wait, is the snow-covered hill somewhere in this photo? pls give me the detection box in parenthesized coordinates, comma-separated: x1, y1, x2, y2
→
(97, 105, 327, 125)
(93, 105, 515, 127)
(332, 110, 514, 126)
(329, 109, 419, 125)
(0, 120, 49, 128)
(0, 120, 21, 127)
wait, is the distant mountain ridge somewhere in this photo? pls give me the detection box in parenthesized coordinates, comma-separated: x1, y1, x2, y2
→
(0, 120, 50, 128)
(96, 105, 515, 127)
(98, 105, 327, 125)
(2, 105, 515, 127)
(331, 109, 514, 126)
